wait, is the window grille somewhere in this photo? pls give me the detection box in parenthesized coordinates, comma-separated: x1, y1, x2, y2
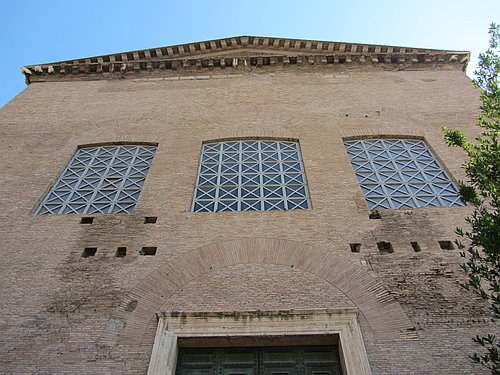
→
(35, 144, 156, 214)
(344, 138, 463, 209)
(192, 140, 310, 212)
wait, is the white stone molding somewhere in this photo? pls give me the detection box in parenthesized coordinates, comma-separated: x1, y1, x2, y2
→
(147, 309, 371, 375)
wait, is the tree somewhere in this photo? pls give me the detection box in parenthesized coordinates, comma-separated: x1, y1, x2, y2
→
(443, 23, 500, 374)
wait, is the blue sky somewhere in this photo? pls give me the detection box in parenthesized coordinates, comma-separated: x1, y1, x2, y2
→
(1, 0, 499, 108)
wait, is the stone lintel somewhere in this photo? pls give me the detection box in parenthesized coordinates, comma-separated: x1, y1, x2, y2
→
(147, 309, 371, 375)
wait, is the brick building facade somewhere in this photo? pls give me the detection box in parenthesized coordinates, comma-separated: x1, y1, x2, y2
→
(0, 36, 496, 374)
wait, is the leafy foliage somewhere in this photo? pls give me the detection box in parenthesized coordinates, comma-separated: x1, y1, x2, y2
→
(443, 23, 500, 374)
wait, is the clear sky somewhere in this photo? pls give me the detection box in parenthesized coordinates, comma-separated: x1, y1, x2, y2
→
(0, 0, 499, 108)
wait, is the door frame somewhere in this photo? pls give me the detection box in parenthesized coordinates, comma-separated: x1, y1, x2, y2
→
(147, 309, 371, 375)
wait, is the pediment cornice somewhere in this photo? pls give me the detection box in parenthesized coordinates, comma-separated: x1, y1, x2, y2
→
(21, 35, 470, 83)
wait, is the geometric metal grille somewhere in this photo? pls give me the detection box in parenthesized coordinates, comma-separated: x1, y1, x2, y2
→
(176, 346, 343, 375)
(344, 138, 463, 209)
(35, 144, 157, 214)
(192, 140, 310, 212)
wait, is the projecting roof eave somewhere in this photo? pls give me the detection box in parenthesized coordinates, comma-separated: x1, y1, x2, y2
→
(21, 35, 470, 83)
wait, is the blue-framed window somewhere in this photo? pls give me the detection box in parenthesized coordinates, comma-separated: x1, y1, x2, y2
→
(35, 144, 156, 214)
(192, 140, 310, 212)
(344, 138, 463, 209)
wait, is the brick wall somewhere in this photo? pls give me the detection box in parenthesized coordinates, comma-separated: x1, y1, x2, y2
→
(0, 65, 495, 374)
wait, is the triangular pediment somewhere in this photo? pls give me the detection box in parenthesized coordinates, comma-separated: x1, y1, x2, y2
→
(22, 35, 470, 83)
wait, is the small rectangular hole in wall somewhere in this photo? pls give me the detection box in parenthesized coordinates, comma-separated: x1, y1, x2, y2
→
(439, 241, 455, 250)
(116, 247, 127, 257)
(82, 247, 97, 258)
(350, 243, 361, 253)
(377, 241, 394, 254)
(80, 217, 94, 224)
(411, 241, 421, 252)
(140, 246, 157, 256)
(369, 210, 381, 219)
(144, 216, 157, 224)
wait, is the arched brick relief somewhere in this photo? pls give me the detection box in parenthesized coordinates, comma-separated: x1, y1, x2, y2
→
(112, 238, 414, 345)
(163, 263, 357, 312)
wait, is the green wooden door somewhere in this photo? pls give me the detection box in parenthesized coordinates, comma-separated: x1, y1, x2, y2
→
(176, 346, 342, 375)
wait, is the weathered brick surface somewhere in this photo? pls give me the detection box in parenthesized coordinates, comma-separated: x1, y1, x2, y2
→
(0, 62, 496, 374)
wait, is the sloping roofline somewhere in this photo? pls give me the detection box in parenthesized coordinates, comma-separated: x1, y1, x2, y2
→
(21, 35, 470, 83)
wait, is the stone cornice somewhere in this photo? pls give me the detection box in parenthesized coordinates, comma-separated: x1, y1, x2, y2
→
(21, 35, 470, 83)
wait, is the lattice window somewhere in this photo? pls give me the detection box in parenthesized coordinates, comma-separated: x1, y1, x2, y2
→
(192, 140, 310, 212)
(344, 138, 463, 209)
(35, 144, 157, 214)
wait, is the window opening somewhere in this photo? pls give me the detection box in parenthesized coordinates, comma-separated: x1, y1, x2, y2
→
(82, 247, 97, 257)
(344, 138, 463, 209)
(140, 246, 157, 256)
(116, 247, 127, 257)
(438, 240, 454, 250)
(35, 144, 157, 214)
(410, 241, 421, 252)
(80, 217, 94, 224)
(350, 243, 361, 253)
(377, 241, 394, 254)
(144, 216, 158, 224)
(192, 140, 310, 212)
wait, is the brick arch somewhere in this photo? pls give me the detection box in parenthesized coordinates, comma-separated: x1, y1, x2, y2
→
(198, 129, 301, 145)
(114, 238, 414, 344)
(202, 136, 300, 144)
